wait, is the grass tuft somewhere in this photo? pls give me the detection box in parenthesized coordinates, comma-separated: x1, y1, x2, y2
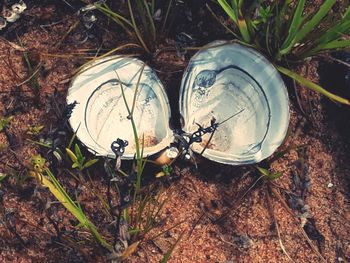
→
(214, 0, 350, 104)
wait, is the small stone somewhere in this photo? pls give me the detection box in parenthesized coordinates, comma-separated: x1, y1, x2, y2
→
(327, 182, 334, 188)
(12, 2, 27, 14)
(153, 9, 162, 21)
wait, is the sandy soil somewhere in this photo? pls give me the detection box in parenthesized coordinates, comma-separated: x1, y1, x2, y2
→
(0, 1, 349, 263)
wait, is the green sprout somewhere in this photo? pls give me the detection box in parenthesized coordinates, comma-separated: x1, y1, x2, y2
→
(214, 0, 350, 105)
(29, 154, 112, 250)
(0, 143, 7, 152)
(66, 143, 99, 172)
(26, 124, 44, 135)
(0, 116, 13, 132)
(0, 173, 7, 186)
(257, 166, 283, 181)
(253, 5, 273, 26)
(156, 164, 173, 178)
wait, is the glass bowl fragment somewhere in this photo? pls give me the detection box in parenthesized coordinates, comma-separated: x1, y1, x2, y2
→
(67, 56, 173, 159)
(67, 41, 290, 165)
(179, 41, 290, 165)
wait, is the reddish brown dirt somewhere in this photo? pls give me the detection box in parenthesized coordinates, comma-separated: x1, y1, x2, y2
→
(0, 2, 350, 263)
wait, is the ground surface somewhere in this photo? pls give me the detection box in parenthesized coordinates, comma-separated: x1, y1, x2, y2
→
(0, 1, 349, 263)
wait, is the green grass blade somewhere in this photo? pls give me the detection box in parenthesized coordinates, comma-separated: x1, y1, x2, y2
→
(344, 6, 350, 19)
(45, 169, 75, 203)
(135, 1, 152, 42)
(151, 0, 155, 14)
(135, 195, 151, 230)
(161, 229, 186, 263)
(207, 4, 240, 38)
(230, 0, 250, 40)
(276, 65, 350, 105)
(0, 173, 7, 183)
(278, 0, 306, 56)
(218, 0, 238, 22)
(142, 0, 156, 42)
(217, 0, 251, 42)
(67, 127, 78, 150)
(74, 143, 83, 162)
(162, 0, 173, 32)
(237, 17, 252, 43)
(130, 65, 145, 117)
(26, 138, 52, 148)
(43, 168, 112, 250)
(140, 134, 145, 162)
(295, 0, 337, 43)
(265, 21, 272, 55)
(117, 67, 143, 194)
(275, 0, 293, 41)
(319, 39, 350, 50)
(95, 4, 133, 33)
(83, 158, 99, 169)
(307, 17, 350, 55)
(127, 0, 151, 53)
(66, 148, 78, 164)
(118, 79, 138, 159)
(306, 39, 350, 57)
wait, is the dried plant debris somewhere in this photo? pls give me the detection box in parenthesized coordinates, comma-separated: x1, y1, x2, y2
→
(175, 32, 196, 57)
(75, 2, 102, 43)
(287, 149, 326, 251)
(303, 218, 325, 250)
(288, 150, 311, 219)
(220, 233, 254, 251)
(232, 234, 254, 250)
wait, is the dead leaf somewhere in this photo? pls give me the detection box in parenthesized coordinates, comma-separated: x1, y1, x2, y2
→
(121, 241, 140, 259)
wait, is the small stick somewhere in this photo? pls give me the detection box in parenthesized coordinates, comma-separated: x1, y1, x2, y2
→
(266, 185, 294, 262)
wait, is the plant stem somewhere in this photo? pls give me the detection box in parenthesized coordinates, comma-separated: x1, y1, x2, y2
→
(30, 168, 112, 250)
(127, 0, 151, 53)
(276, 65, 350, 105)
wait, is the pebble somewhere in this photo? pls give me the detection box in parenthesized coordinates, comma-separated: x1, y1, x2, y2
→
(327, 182, 334, 188)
